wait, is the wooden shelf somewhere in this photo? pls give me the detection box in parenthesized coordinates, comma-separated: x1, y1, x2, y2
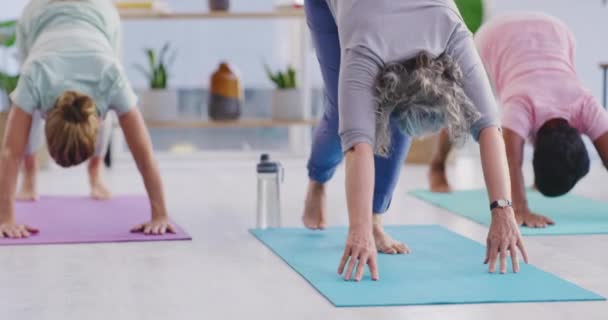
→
(600, 62, 608, 69)
(145, 118, 318, 129)
(120, 10, 305, 20)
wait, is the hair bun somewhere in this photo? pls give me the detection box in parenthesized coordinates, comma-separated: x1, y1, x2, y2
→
(56, 91, 96, 124)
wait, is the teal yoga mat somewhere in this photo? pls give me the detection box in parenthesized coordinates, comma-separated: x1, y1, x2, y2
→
(410, 189, 608, 236)
(250, 225, 604, 307)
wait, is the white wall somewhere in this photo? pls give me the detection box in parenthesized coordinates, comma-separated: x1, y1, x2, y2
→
(122, 0, 293, 89)
(0, 1, 26, 20)
(3, 1, 608, 98)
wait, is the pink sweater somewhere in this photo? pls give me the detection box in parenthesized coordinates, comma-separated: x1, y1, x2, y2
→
(474, 12, 608, 142)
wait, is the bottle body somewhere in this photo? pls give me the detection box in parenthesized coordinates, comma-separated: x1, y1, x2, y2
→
(256, 154, 283, 229)
(256, 173, 281, 228)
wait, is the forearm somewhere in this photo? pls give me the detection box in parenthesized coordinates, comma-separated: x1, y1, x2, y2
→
(344, 143, 375, 231)
(478, 127, 512, 204)
(119, 109, 168, 219)
(502, 128, 530, 212)
(0, 107, 31, 221)
(137, 156, 167, 219)
(508, 162, 529, 212)
(0, 149, 21, 220)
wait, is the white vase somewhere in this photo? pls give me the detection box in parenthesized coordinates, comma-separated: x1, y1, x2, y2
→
(139, 89, 179, 121)
(271, 89, 305, 121)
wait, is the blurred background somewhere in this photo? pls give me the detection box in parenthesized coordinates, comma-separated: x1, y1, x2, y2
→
(1, 0, 607, 162)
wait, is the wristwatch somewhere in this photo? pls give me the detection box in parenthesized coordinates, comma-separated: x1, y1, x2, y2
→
(490, 199, 512, 211)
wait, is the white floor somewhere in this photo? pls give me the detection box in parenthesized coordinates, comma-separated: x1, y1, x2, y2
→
(1, 155, 607, 320)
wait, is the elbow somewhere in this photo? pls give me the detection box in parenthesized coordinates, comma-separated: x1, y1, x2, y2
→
(476, 124, 502, 142)
(340, 130, 375, 156)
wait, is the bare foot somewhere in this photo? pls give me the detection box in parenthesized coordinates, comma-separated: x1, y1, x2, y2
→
(90, 182, 112, 200)
(16, 182, 38, 201)
(302, 180, 327, 230)
(428, 164, 451, 193)
(89, 157, 112, 200)
(373, 215, 410, 254)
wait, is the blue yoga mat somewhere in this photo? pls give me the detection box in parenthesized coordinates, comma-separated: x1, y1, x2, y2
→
(250, 225, 604, 307)
(410, 189, 608, 236)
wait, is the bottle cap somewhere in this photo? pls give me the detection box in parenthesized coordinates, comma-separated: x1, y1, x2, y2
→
(257, 153, 279, 173)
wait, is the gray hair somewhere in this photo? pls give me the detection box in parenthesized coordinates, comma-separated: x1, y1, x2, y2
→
(373, 52, 480, 157)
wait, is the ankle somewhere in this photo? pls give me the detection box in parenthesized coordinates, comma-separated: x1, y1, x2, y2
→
(429, 162, 446, 172)
(88, 156, 103, 172)
(372, 214, 383, 227)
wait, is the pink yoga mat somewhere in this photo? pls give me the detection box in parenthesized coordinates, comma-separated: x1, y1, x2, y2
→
(0, 196, 191, 245)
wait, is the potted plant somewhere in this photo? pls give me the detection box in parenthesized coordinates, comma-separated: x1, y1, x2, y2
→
(0, 20, 19, 144)
(0, 20, 19, 110)
(0, 20, 50, 168)
(134, 42, 178, 121)
(264, 64, 304, 121)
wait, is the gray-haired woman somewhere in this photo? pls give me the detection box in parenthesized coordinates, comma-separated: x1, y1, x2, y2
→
(303, 0, 527, 281)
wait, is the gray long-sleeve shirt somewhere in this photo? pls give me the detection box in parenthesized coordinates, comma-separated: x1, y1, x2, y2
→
(326, 0, 500, 151)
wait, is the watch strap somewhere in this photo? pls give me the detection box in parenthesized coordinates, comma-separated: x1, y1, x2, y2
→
(490, 199, 512, 210)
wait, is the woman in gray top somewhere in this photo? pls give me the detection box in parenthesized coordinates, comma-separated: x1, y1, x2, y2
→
(303, 0, 527, 281)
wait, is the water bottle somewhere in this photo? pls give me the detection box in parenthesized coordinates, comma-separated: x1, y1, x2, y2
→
(256, 154, 284, 229)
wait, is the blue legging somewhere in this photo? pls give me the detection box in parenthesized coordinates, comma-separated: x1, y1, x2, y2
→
(305, 0, 412, 214)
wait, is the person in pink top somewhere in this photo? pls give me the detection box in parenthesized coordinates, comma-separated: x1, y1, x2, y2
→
(428, 12, 608, 228)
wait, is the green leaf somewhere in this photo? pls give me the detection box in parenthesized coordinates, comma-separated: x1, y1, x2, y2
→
(286, 67, 297, 89)
(0, 20, 17, 48)
(158, 42, 170, 67)
(3, 34, 16, 47)
(0, 72, 19, 94)
(263, 64, 276, 80)
(276, 72, 287, 89)
(158, 63, 167, 89)
(454, 0, 484, 34)
(146, 48, 156, 73)
(0, 20, 17, 28)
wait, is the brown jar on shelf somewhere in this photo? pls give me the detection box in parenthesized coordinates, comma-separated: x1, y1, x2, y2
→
(209, 0, 230, 11)
(208, 62, 242, 120)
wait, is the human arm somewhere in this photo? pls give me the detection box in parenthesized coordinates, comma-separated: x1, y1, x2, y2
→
(449, 28, 528, 273)
(118, 108, 175, 235)
(594, 132, 608, 169)
(336, 48, 383, 282)
(581, 96, 608, 170)
(0, 106, 38, 238)
(504, 128, 554, 227)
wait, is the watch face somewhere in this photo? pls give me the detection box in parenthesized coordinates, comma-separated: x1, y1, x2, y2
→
(496, 199, 513, 207)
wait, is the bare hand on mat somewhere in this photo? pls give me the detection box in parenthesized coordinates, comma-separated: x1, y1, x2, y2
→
(485, 208, 529, 274)
(131, 216, 176, 235)
(515, 208, 555, 228)
(0, 221, 39, 238)
(338, 227, 379, 281)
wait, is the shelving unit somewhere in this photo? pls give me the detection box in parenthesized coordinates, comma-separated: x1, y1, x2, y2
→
(145, 118, 318, 129)
(600, 62, 608, 108)
(120, 10, 305, 20)
(112, 8, 314, 160)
